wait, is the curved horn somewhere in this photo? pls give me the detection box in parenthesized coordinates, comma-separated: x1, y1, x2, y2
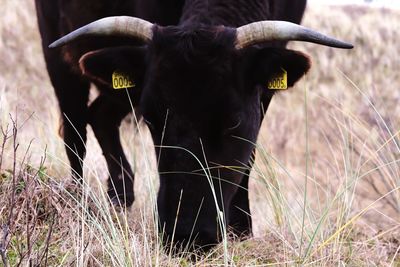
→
(49, 16, 154, 48)
(235, 21, 353, 50)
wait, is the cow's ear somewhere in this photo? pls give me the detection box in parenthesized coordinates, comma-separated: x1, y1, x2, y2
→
(253, 48, 311, 89)
(79, 46, 146, 88)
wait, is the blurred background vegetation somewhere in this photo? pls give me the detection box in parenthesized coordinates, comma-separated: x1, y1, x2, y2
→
(0, 1, 399, 266)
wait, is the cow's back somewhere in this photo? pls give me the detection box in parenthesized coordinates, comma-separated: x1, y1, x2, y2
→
(135, 0, 185, 25)
(270, 0, 307, 24)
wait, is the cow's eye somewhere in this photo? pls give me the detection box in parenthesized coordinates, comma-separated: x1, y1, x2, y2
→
(223, 116, 242, 135)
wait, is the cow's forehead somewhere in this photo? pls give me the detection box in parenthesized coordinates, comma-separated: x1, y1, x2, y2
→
(151, 24, 236, 50)
(148, 26, 237, 74)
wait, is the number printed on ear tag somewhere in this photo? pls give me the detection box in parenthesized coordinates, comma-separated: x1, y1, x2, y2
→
(267, 69, 287, 90)
(112, 70, 135, 90)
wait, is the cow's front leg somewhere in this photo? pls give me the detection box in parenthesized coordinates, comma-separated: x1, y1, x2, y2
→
(227, 173, 252, 239)
(88, 95, 135, 207)
(227, 151, 255, 238)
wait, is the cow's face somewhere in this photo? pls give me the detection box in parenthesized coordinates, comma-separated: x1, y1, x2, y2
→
(80, 25, 310, 249)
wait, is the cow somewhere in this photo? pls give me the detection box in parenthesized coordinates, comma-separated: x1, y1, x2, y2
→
(37, 0, 352, 250)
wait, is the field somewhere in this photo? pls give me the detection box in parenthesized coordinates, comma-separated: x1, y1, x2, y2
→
(0, 1, 399, 266)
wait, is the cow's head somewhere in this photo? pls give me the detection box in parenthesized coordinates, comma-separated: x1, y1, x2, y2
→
(50, 17, 352, 250)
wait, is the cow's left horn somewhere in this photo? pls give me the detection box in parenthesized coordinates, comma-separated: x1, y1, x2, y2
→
(49, 16, 154, 48)
(235, 21, 353, 50)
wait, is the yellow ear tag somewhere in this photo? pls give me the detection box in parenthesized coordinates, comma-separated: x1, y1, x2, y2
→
(112, 70, 135, 90)
(267, 69, 287, 90)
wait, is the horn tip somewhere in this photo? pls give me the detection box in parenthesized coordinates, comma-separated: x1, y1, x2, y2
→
(49, 40, 61, 48)
(341, 42, 354, 49)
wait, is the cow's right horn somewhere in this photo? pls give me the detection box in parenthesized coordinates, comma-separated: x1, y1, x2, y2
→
(49, 16, 154, 48)
(235, 21, 353, 50)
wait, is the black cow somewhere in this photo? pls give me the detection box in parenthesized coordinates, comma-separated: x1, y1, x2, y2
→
(37, 0, 352, 250)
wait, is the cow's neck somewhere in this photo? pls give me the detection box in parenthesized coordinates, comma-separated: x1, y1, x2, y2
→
(179, 0, 273, 27)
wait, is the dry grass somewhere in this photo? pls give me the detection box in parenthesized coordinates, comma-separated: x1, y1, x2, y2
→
(0, 1, 399, 266)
